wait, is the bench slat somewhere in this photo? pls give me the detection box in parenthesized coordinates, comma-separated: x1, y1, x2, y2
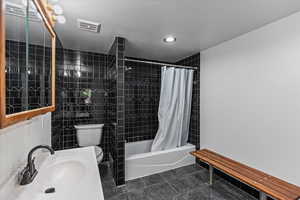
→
(194, 150, 299, 199)
(266, 176, 300, 195)
(191, 151, 294, 200)
(258, 178, 299, 200)
(202, 149, 269, 177)
(191, 149, 300, 200)
(196, 150, 268, 181)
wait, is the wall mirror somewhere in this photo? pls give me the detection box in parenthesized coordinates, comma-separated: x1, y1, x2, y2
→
(0, 0, 56, 128)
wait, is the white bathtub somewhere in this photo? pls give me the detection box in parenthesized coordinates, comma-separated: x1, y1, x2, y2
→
(125, 140, 195, 181)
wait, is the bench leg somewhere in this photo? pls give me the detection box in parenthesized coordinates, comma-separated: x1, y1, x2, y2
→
(259, 192, 267, 200)
(209, 165, 214, 185)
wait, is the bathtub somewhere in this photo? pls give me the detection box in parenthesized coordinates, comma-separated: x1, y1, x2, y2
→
(125, 140, 195, 181)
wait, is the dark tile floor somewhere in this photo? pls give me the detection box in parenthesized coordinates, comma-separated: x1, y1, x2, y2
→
(99, 163, 257, 200)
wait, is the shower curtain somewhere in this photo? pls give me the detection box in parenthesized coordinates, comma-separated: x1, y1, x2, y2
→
(151, 66, 194, 152)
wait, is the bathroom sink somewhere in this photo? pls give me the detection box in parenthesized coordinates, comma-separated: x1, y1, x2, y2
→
(12, 147, 104, 200)
(38, 160, 86, 188)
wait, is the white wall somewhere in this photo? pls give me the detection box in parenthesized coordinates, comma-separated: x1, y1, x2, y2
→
(0, 113, 51, 189)
(200, 12, 300, 186)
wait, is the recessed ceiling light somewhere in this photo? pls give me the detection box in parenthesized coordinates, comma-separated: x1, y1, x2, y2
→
(163, 35, 176, 43)
(53, 4, 63, 15)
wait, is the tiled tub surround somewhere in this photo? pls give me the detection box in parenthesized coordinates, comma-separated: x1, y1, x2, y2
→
(124, 54, 200, 147)
(125, 60, 161, 142)
(121, 55, 200, 183)
(122, 55, 199, 185)
(99, 163, 257, 200)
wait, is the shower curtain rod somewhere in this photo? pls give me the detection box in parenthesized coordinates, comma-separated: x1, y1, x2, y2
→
(124, 58, 198, 70)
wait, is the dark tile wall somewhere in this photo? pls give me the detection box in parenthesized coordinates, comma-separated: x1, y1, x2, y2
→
(106, 40, 117, 184)
(105, 37, 126, 186)
(123, 54, 200, 148)
(51, 37, 125, 186)
(106, 55, 117, 125)
(5, 40, 52, 114)
(51, 47, 111, 161)
(124, 60, 161, 142)
(115, 37, 126, 185)
(176, 53, 200, 149)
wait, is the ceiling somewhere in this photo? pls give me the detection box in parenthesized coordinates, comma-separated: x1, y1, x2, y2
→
(54, 0, 300, 62)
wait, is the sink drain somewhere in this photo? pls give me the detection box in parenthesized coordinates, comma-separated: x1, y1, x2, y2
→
(45, 187, 55, 194)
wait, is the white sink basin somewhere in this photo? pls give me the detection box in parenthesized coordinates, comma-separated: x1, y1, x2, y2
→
(38, 160, 86, 188)
(7, 147, 104, 200)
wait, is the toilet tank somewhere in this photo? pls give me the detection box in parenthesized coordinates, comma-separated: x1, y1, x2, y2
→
(74, 124, 104, 147)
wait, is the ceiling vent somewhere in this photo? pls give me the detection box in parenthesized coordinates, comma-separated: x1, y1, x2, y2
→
(5, 2, 24, 17)
(5, 2, 41, 22)
(77, 19, 101, 33)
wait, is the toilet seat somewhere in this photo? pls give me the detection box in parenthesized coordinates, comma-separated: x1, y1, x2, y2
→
(94, 146, 103, 164)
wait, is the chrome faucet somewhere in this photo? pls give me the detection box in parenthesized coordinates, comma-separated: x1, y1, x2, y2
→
(19, 145, 55, 185)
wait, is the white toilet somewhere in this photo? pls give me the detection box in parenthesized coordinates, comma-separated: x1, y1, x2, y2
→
(74, 124, 104, 164)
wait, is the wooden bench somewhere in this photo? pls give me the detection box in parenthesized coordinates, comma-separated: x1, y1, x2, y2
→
(191, 149, 300, 200)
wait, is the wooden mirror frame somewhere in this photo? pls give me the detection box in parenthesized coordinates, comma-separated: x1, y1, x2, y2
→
(0, 0, 56, 129)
